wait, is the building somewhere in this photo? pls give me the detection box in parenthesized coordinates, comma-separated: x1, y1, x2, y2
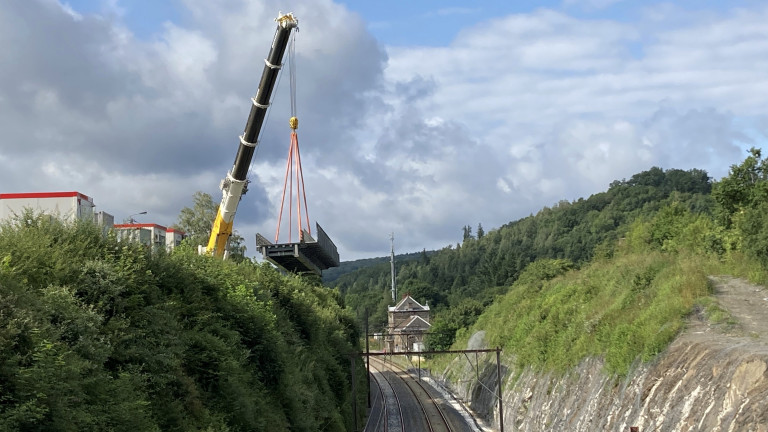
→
(0, 191, 95, 222)
(94, 211, 115, 228)
(386, 294, 431, 352)
(113, 223, 185, 251)
(1, 191, 185, 251)
(166, 228, 185, 249)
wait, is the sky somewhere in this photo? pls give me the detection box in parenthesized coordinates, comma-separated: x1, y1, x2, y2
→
(1, 0, 766, 261)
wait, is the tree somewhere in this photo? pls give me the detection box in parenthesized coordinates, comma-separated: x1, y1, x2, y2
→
(174, 191, 246, 260)
(420, 248, 430, 265)
(400, 280, 445, 309)
(462, 225, 473, 241)
(425, 298, 484, 351)
(712, 147, 768, 227)
(477, 223, 485, 239)
(713, 147, 768, 262)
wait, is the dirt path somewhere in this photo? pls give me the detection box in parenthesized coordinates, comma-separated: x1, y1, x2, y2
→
(684, 275, 768, 351)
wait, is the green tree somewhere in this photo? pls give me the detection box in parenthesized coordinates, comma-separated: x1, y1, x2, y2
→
(174, 191, 246, 261)
(425, 298, 484, 351)
(400, 280, 445, 309)
(462, 225, 473, 241)
(0, 214, 364, 431)
(712, 147, 768, 226)
(477, 223, 485, 239)
(420, 248, 430, 265)
(713, 147, 768, 263)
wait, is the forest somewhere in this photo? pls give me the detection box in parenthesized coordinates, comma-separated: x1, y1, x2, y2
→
(0, 215, 365, 431)
(332, 148, 768, 375)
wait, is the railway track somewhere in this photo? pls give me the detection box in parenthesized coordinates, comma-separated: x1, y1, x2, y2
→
(365, 357, 405, 432)
(367, 356, 453, 432)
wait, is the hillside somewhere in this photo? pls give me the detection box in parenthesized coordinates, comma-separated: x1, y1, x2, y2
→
(331, 166, 715, 337)
(336, 148, 768, 428)
(0, 214, 365, 431)
(443, 273, 768, 430)
(426, 148, 768, 429)
(321, 250, 428, 284)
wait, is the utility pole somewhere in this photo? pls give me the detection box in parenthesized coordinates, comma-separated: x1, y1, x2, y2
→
(497, 347, 504, 432)
(390, 233, 396, 302)
(365, 310, 371, 409)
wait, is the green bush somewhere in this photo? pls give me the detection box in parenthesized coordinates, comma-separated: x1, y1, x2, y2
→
(0, 214, 363, 431)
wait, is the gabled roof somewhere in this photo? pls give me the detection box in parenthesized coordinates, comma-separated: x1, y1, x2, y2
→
(388, 295, 430, 312)
(393, 315, 432, 333)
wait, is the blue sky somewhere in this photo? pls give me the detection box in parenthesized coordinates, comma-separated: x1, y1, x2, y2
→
(63, 0, 564, 44)
(61, 0, 752, 45)
(2, 0, 767, 260)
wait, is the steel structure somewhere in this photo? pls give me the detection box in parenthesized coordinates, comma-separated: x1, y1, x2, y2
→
(390, 232, 397, 302)
(256, 222, 339, 275)
(254, 24, 340, 276)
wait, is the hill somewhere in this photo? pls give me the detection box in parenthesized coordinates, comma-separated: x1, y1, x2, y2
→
(331, 165, 715, 335)
(418, 148, 768, 429)
(0, 214, 365, 431)
(321, 250, 428, 284)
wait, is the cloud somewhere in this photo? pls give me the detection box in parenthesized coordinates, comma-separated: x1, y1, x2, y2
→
(376, 5, 767, 252)
(1, 1, 767, 261)
(0, 0, 385, 246)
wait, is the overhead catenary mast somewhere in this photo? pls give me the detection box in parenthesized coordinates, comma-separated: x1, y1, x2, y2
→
(390, 232, 396, 302)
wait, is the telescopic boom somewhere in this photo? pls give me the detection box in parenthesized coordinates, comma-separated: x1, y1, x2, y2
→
(204, 12, 298, 257)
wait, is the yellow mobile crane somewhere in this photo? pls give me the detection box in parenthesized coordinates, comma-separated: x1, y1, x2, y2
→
(202, 12, 298, 257)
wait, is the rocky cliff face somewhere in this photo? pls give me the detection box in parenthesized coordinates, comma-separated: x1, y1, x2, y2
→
(443, 276, 768, 431)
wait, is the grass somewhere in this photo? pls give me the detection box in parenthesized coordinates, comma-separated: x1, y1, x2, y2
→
(429, 207, 768, 381)
(694, 297, 735, 325)
(433, 250, 720, 378)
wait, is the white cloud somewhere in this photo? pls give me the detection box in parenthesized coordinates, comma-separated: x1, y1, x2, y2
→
(1, 0, 767, 261)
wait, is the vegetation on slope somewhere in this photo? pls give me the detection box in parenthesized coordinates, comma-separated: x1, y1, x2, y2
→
(336, 148, 767, 379)
(443, 148, 768, 376)
(333, 166, 715, 341)
(0, 214, 364, 431)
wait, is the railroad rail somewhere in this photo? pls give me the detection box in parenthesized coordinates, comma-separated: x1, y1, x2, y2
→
(357, 348, 504, 432)
(362, 369, 389, 431)
(367, 358, 405, 432)
(368, 356, 453, 432)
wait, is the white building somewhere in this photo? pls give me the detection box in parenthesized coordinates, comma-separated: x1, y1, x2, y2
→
(1, 191, 184, 251)
(113, 223, 185, 251)
(166, 228, 186, 249)
(0, 191, 95, 222)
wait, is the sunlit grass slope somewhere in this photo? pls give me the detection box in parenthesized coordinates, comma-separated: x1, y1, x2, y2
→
(449, 203, 768, 377)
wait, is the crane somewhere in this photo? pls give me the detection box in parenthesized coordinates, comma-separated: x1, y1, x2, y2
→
(202, 12, 298, 258)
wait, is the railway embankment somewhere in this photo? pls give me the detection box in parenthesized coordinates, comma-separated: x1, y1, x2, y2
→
(441, 275, 768, 431)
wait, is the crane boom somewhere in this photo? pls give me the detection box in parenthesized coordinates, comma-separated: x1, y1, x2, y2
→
(205, 12, 298, 257)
